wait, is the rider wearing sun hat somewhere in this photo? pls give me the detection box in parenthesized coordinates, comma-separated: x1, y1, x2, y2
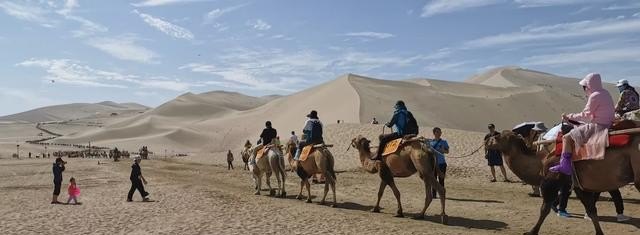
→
(614, 79, 639, 116)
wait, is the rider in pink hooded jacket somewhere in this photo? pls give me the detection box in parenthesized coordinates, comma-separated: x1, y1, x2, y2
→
(550, 73, 615, 175)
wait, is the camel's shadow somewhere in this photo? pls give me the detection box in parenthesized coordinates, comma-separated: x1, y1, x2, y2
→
(412, 214, 508, 230)
(447, 197, 504, 204)
(598, 216, 640, 228)
(335, 202, 376, 211)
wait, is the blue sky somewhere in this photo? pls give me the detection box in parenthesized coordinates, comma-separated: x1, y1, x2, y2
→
(1, 0, 640, 115)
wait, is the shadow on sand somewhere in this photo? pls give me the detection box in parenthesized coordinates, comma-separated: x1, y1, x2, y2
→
(447, 197, 504, 204)
(414, 214, 508, 230)
(598, 216, 640, 229)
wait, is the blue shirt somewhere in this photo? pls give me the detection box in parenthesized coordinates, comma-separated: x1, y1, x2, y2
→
(430, 139, 449, 165)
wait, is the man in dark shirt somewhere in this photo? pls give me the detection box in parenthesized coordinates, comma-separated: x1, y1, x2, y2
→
(259, 121, 277, 145)
(484, 124, 510, 182)
(51, 157, 66, 204)
(128, 157, 150, 202)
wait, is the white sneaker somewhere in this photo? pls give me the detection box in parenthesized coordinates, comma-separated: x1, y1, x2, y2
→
(584, 214, 591, 221)
(616, 214, 632, 222)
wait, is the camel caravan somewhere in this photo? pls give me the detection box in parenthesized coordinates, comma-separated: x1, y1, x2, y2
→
(237, 74, 640, 234)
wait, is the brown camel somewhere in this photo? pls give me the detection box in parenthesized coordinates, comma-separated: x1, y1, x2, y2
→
(350, 135, 448, 223)
(285, 140, 297, 172)
(487, 130, 640, 235)
(289, 143, 337, 207)
(241, 146, 251, 171)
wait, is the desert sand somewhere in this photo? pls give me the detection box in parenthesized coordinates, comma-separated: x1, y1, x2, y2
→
(0, 67, 638, 234)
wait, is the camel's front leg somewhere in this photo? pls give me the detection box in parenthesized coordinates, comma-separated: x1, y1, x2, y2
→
(575, 189, 604, 235)
(525, 179, 560, 235)
(388, 181, 403, 218)
(373, 180, 386, 213)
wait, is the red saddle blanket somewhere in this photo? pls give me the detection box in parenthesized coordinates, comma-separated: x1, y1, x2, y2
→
(555, 134, 631, 157)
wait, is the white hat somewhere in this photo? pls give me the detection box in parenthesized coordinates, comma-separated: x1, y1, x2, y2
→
(616, 79, 629, 87)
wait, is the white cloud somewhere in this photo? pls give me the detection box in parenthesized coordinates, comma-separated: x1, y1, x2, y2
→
(523, 47, 640, 66)
(86, 35, 159, 63)
(133, 10, 194, 40)
(247, 19, 271, 30)
(465, 17, 640, 48)
(132, 0, 208, 7)
(57, 0, 78, 15)
(203, 3, 248, 24)
(0, 1, 55, 27)
(344, 32, 395, 39)
(16, 58, 192, 91)
(424, 61, 469, 72)
(421, 0, 505, 17)
(603, 2, 640, 10)
(515, 0, 609, 8)
(55, 0, 108, 37)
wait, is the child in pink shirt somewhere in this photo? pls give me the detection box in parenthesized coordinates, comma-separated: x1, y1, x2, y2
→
(67, 177, 81, 205)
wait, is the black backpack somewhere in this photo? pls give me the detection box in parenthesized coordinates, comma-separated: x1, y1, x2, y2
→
(405, 111, 419, 135)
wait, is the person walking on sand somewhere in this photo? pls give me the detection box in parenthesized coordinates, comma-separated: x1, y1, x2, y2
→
(51, 157, 66, 204)
(485, 124, 510, 182)
(430, 127, 449, 198)
(67, 177, 81, 205)
(127, 157, 150, 202)
(227, 150, 234, 170)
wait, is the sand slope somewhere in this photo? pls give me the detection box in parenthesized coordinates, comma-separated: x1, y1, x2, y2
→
(0, 102, 149, 123)
(48, 67, 623, 153)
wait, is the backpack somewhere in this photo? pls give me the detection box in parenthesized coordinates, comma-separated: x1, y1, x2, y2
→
(309, 120, 324, 143)
(405, 111, 419, 135)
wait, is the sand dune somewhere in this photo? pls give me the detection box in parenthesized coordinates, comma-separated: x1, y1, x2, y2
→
(0, 102, 149, 123)
(45, 67, 623, 154)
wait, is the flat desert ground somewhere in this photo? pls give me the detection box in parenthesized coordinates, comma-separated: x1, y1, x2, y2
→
(0, 124, 638, 235)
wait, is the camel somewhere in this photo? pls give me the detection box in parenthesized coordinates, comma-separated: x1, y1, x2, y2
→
(285, 140, 297, 172)
(350, 135, 448, 223)
(241, 147, 251, 171)
(248, 145, 287, 197)
(487, 130, 640, 235)
(289, 142, 337, 207)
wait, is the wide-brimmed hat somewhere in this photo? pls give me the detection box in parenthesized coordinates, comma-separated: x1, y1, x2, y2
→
(532, 122, 548, 132)
(306, 110, 318, 119)
(488, 123, 496, 129)
(617, 79, 629, 87)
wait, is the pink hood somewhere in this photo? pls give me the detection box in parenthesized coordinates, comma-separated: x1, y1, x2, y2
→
(568, 73, 615, 126)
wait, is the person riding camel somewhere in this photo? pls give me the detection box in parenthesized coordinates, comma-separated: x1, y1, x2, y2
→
(614, 79, 639, 117)
(373, 100, 418, 160)
(294, 110, 324, 160)
(550, 73, 615, 175)
(258, 121, 277, 146)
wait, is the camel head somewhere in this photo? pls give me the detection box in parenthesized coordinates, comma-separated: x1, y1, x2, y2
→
(487, 130, 531, 154)
(350, 135, 372, 153)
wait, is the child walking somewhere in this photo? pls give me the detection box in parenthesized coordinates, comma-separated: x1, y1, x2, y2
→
(67, 177, 81, 205)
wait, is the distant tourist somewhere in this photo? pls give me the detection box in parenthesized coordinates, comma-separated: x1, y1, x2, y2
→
(371, 117, 379, 125)
(51, 157, 66, 204)
(127, 157, 151, 202)
(289, 131, 299, 145)
(66, 177, 81, 205)
(227, 150, 234, 170)
(484, 124, 510, 182)
(615, 79, 639, 116)
(430, 127, 449, 198)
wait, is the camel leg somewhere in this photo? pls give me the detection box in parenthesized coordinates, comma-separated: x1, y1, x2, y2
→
(388, 181, 403, 218)
(254, 173, 261, 195)
(575, 188, 604, 235)
(525, 178, 562, 235)
(280, 169, 286, 198)
(305, 180, 312, 203)
(320, 179, 329, 205)
(266, 172, 275, 196)
(373, 180, 386, 213)
(329, 173, 337, 207)
(296, 180, 304, 200)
